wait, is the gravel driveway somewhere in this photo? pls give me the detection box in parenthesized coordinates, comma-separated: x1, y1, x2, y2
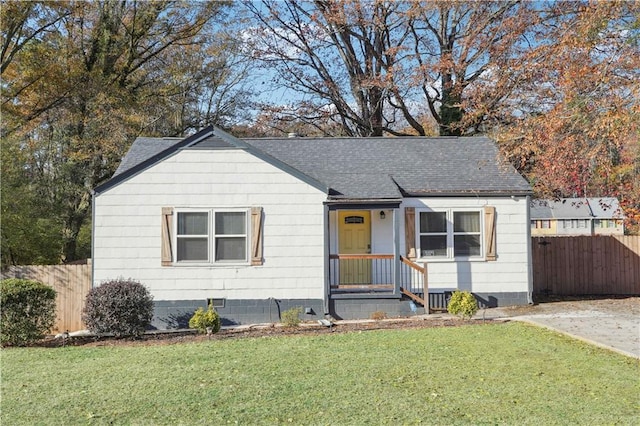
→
(489, 297, 640, 358)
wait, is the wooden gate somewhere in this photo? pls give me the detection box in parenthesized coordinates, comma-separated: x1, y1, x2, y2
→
(532, 236, 640, 296)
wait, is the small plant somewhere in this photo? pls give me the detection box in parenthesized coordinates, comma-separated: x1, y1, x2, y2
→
(447, 290, 479, 320)
(370, 310, 386, 321)
(281, 307, 303, 327)
(189, 303, 221, 335)
(1, 278, 57, 346)
(82, 278, 154, 337)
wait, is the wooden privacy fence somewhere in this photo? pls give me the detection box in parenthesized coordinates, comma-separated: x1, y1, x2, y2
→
(532, 236, 640, 296)
(1, 261, 92, 333)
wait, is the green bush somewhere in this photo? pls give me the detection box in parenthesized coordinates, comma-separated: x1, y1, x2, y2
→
(82, 278, 154, 337)
(447, 290, 479, 320)
(281, 307, 302, 327)
(189, 303, 221, 335)
(1, 278, 57, 346)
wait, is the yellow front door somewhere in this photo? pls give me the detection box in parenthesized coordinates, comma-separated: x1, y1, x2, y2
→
(338, 210, 371, 284)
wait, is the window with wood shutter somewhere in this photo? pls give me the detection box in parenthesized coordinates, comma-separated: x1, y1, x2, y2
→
(415, 208, 493, 260)
(162, 207, 263, 266)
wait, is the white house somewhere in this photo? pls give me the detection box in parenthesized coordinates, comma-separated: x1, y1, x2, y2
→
(530, 198, 624, 236)
(92, 126, 533, 328)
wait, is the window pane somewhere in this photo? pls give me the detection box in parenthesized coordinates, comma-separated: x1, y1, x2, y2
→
(177, 238, 208, 261)
(215, 212, 246, 235)
(420, 235, 447, 257)
(454, 212, 480, 232)
(215, 237, 246, 261)
(454, 235, 481, 256)
(420, 212, 447, 233)
(178, 212, 208, 235)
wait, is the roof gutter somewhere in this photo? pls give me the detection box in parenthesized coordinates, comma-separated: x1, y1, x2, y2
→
(403, 190, 533, 198)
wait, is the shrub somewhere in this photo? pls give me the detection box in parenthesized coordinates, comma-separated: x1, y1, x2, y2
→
(82, 278, 153, 337)
(370, 310, 386, 321)
(281, 307, 302, 327)
(0, 279, 57, 346)
(189, 303, 221, 335)
(447, 290, 479, 320)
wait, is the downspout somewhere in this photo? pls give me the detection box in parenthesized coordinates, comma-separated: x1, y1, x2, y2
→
(90, 189, 96, 290)
(323, 204, 331, 316)
(525, 195, 534, 304)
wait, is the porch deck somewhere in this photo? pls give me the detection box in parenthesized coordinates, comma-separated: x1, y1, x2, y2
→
(329, 254, 427, 303)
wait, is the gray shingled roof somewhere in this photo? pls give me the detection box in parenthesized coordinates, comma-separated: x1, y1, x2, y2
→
(587, 197, 623, 219)
(113, 137, 181, 176)
(531, 198, 624, 220)
(530, 200, 553, 219)
(245, 136, 531, 198)
(105, 128, 532, 199)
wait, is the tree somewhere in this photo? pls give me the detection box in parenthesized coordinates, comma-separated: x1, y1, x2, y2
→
(243, 0, 541, 136)
(498, 1, 640, 232)
(1, 1, 251, 265)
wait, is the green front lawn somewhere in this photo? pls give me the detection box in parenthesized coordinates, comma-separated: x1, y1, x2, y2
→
(2, 322, 638, 425)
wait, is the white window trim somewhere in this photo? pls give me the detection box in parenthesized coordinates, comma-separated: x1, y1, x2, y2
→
(416, 208, 485, 262)
(173, 207, 251, 266)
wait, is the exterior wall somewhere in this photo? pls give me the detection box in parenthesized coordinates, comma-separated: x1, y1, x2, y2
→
(556, 218, 593, 236)
(402, 197, 530, 297)
(593, 219, 624, 236)
(152, 298, 324, 329)
(330, 291, 530, 320)
(530, 219, 557, 236)
(93, 147, 328, 322)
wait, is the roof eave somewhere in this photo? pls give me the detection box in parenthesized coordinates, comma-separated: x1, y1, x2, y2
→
(94, 126, 215, 195)
(403, 189, 533, 197)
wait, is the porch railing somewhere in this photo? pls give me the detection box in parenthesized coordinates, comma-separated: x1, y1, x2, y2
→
(399, 256, 426, 296)
(328, 254, 426, 295)
(329, 254, 394, 288)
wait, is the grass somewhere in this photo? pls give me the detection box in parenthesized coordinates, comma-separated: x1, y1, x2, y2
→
(2, 322, 638, 425)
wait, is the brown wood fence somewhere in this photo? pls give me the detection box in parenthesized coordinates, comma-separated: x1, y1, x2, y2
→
(532, 236, 640, 296)
(1, 261, 92, 333)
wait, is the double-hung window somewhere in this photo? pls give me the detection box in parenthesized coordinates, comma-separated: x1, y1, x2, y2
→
(453, 212, 481, 256)
(175, 209, 249, 263)
(419, 212, 448, 257)
(177, 212, 209, 261)
(418, 209, 482, 259)
(214, 211, 247, 261)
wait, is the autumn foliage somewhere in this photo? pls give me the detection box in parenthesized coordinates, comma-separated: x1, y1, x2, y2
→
(1, 0, 639, 269)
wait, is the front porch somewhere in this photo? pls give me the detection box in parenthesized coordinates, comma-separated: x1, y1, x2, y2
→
(324, 203, 431, 311)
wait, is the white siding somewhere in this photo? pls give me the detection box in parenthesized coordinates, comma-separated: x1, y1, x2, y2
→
(93, 148, 327, 301)
(402, 197, 530, 294)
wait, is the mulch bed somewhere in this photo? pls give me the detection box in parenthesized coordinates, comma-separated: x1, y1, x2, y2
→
(28, 317, 500, 349)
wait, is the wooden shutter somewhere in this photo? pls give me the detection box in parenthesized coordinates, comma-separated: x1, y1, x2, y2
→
(484, 206, 497, 261)
(404, 207, 416, 259)
(161, 207, 173, 266)
(251, 207, 263, 266)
